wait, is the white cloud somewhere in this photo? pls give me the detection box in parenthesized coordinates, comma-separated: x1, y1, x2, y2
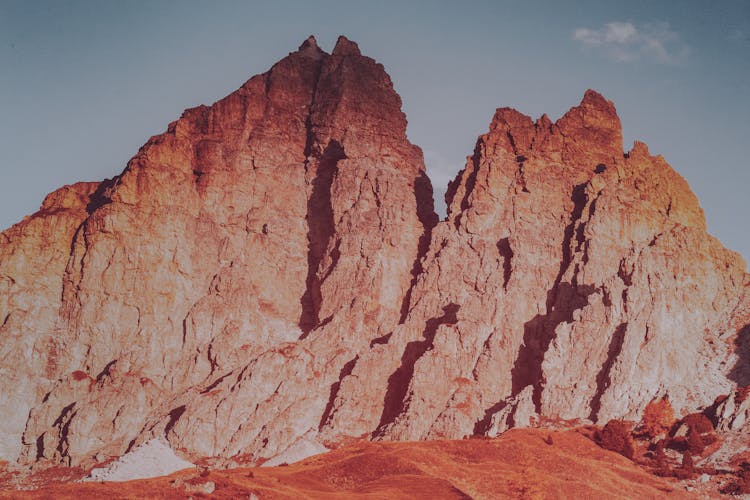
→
(573, 21, 689, 65)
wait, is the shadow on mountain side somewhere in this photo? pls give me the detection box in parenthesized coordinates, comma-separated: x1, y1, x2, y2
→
(728, 324, 750, 386)
(375, 303, 460, 435)
(510, 282, 595, 413)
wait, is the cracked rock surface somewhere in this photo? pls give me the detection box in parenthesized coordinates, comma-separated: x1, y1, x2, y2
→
(0, 36, 748, 468)
(321, 90, 749, 446)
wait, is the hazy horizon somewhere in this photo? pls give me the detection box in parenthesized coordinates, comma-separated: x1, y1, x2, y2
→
(1, 0, 748, 266)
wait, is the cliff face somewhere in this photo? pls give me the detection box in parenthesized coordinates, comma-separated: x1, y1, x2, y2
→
(0, 36, 435, 465)
(0, 37, 747, 468)
(320, 91, 749, 446)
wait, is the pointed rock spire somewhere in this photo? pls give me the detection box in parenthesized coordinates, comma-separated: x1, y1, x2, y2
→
(580, 89, 614, 110)
(300, 35, 318, 49)
(556, 88, 623, 163)
(627, 140, 651, 159)
(489, 107, 536, 155)
(332, 35, 362, 56)
(491, 107, 534, 130)
(536, 113, 552, 129)
(297, 35, 325, 59)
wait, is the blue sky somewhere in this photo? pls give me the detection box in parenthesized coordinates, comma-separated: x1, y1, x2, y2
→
(1, 0, 748, 265)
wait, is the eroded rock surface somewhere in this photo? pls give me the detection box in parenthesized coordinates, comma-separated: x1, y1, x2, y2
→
(0, 36, 747, 469)
(1, 36, 435, 466)
(320, 90, 750, 444)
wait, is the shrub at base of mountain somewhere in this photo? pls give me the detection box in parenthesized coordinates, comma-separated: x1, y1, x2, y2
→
(591, 395, 750, 493)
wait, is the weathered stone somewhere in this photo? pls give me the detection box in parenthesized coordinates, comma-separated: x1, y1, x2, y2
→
(320, 90, 749, 446)
(1, 36, 435, 466)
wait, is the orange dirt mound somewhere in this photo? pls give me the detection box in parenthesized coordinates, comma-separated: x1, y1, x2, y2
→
(3, 429, 691, 499)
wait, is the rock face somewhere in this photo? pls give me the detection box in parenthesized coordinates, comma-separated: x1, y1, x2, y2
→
(0, 36, 435, 466)
(0, 36, 747, 468)
(319, 90, 749, 445)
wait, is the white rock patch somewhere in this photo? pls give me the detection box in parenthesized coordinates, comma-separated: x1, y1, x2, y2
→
(84, 438, 194, 482)
(262, 436, 328, 467)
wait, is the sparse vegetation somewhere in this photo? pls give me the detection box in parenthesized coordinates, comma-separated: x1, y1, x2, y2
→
(639, 397, 675, 439)
(652, 439, 671, 477)
(594, 399, 750, 495)
(685, 426, 705, 455)
(596, 420, 635, 459)
(681, 412, 713, 434)
(672, 450, 695, 480)
(720, 461, 750, 495)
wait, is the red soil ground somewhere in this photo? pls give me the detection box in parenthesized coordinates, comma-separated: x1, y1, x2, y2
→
(2, 428, 691, 499)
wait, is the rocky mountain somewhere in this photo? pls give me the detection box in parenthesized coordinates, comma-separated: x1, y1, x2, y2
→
(0, 36, 748, 474)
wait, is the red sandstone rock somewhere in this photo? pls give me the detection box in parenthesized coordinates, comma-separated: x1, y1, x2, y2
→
(0, 36, 747, 474)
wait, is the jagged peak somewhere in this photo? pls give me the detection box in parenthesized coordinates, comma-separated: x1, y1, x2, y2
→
(580, 89, 614, 110)
(559, 89, 620, 124)
(536, 113, 553, 129)
(555, 88, 623, 159)
(490, 107, 534, 131)
(627, 140, 651, 159)
(296, 35, 326, 60)
(332, 35, 362, 56)
(299, 35, 320, 51)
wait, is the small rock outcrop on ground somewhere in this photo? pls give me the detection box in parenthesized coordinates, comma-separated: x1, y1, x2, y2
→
(0, 35, 748, 489)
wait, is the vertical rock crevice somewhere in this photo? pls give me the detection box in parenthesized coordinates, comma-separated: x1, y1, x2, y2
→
(318, 355, 359, 430)
(398, 169, 438, 323)
(375, 303, 460, 436)
(497, 237, 513, 290)
(588, 322, 628, 421)
(509, 182, 593, 413)
(298, 52, 340, 337)
(299, 140, 346, 337)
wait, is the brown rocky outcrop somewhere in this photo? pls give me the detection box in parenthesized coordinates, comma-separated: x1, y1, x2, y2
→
(0, 36, 748, 470)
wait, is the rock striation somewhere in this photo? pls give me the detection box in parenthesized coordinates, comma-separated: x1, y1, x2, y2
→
(0, 36, 435, 466)
(319, 89, 749, 445)
(0, 36, 747, 469)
